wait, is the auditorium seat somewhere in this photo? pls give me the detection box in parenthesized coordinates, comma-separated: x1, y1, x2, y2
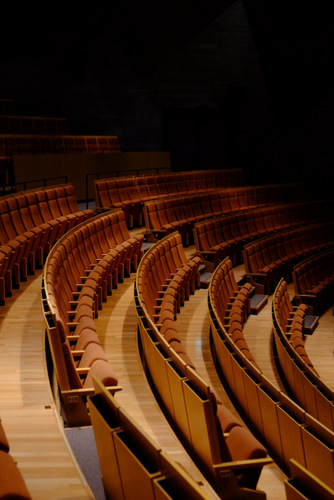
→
(0, 450, 32, 500)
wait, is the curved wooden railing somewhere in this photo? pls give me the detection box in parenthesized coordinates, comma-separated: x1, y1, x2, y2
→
(209, 258, 334, 491)
(272, 278, 334, 432)
(135, 233, 272, 500)
(42, 209, 144, 426)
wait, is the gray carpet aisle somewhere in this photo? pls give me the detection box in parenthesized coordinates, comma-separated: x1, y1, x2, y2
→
(65, 426, 106, 500)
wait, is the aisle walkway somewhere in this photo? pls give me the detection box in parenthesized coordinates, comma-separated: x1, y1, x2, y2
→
(173, 281, 287, 500)
(0, 271, 94, 500)
(95, 274, 220, 499)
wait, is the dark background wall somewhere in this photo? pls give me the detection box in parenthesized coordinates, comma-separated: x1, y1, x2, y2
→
(1, 1, 333, 194)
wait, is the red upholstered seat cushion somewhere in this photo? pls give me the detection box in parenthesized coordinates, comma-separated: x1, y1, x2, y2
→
(0, 450, 32, 499)
(84, 359, 118, 388)
(215, 401, 242, 434)
(226, 425, 267, 461)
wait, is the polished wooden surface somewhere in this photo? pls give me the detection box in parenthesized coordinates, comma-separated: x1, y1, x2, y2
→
(0, 239, 333, 499)
(0, 271, 95, 500)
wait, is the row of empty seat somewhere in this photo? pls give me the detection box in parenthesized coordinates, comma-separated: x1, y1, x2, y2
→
(88, 377, 214, 500)
(42, 209, 144, 426)
(292, 248, 334, 316)
(273, 279, 318, 374)
(144, 182, 305, 245)
(210, 257, 259, 370)
(0, 134, 121, 158)
(243, 220, 334, 294)
(0, 183, 94, 303)
(194, 199, 334, 268)
(0, 419, 32, 499)
(0, 114, 69, 135)
(272, 279, 334, 433)
(137, 231, 202, 367)
(208, 259, 334, 492)
(135, 232, 271, 499)
(94, 169, 246, 227)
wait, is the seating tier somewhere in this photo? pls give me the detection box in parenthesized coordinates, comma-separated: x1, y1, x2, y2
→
(272, 278, 334, 432)
(0, 183, 94, 304)
(143, 182, 304, 244)
(135, 233, 271, 499)
(209, 260, 334, 492)
(243, 220, 334, 294)
(43, 209, 144, 426)
(0, 133, 121, 157)
(194, 199, 334, 268)
(88, 377, 214, 500)
(95, 169, 247, 227)
(292, 249, 334, 316)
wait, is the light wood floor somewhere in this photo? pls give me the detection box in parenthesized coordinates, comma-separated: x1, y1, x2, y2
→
(0, 270, 95, 500)
(0, 242, 333, 500)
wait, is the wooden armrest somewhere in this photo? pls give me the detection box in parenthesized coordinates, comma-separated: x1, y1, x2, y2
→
(62, 385, 122, 398)
(68, 335, 80, 341)
(67, 322, 79, 329)
(72, 350, 85, 356)
(214, 457, 273, 473)
(295, 293, 317, 305)
(245, 272, 267, 280)
(95, 206, 111, 213)
(200, 250, 217, 255)
(77, 367, 90, 375)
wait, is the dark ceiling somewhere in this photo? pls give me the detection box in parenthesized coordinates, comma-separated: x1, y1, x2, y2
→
(1, 1, 334, 189)
(108, 1, 236, 74)
(3, 0, 334, 123)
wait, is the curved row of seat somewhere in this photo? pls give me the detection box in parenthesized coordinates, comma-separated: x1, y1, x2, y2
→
(272, 279, 334, 433)
(135, 232, 272, 500)
(0, 114, 69, 135)
(243, 220, 334, 294)
(0, 419, 32, 499)
(0, 183, 94, 303)
(94, 169, 246, 226)
(0, 134, 121, 158)
(194, 199, 334, 268)
(88, 376, 214, 500)
(143, 183, 305, 245)
(42, 209, 144, 427)
(137, 232, 202, 367)
(210, 258, 259, 370)
(208, 259, 334, 492)
(292, 248, 334, 316)
(273, 280, 317, 375)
